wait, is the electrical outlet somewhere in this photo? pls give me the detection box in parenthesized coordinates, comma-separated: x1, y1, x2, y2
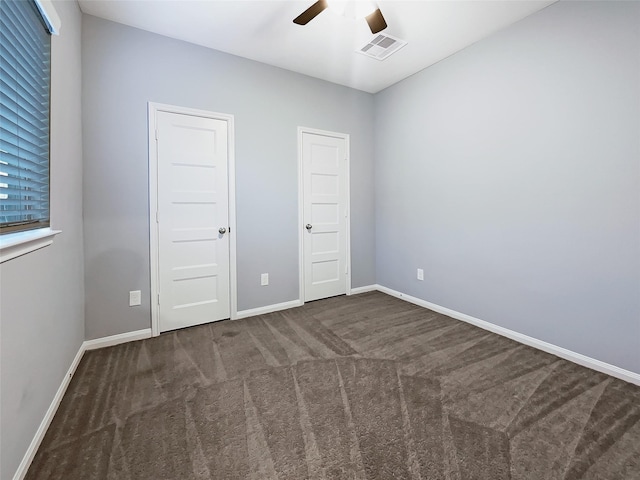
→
(129, 290, 141, 306)
(417, 268, 424, 281)
(261, 273, 269, 286)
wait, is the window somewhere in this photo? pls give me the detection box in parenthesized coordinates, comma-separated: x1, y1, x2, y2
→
(0, 0, 52, 235)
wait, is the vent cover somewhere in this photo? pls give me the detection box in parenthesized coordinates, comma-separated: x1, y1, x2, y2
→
(357, 33, 407, 61)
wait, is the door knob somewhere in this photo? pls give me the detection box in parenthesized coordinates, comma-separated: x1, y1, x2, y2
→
(305, 224, 312, 230)
(219, 227, 227, 234)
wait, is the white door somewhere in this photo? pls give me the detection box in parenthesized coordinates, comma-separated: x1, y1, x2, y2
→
(301, 130, 349, 302)
(156, 111, 230, 332)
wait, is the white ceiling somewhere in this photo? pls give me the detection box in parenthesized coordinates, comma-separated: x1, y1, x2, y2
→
(77, 0, 556, 94)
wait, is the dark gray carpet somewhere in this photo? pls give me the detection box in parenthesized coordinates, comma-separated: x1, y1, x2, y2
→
(26, 291, 640, 479)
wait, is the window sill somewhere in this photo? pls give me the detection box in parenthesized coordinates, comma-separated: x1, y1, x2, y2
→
(0, 228, 61, 264)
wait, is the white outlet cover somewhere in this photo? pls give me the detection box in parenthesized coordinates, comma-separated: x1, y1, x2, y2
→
(417, 269, 424, 281)
(261, 273, 269, 286)
(129, 290, 142, 306)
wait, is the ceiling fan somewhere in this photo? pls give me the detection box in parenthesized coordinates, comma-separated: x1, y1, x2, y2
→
(293, 1, 388, 34)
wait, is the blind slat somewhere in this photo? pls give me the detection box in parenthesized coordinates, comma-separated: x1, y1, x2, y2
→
(0, 172, 49, 185)
(0, 157, 49, 175)
(0, 126, 49, 154)
(1, 182, 49, 193)
(0, 77, 49, 119)
(0, 202, 49, 209)
(0, 113, 49, 136)
(0, 99, 48, 132)
(0, 39, 49, 85)
(2, 0, 46, 58)
(0, 182, 49, 193)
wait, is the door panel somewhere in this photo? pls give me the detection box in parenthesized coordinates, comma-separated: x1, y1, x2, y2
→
(156, 111, 230, 332)
(302, 131, 348, 302)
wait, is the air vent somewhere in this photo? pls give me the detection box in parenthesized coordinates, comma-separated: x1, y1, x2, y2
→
(357, 33, 407, 61)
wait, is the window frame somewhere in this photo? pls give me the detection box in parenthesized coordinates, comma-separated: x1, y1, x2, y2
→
(0, 0, 61, 263)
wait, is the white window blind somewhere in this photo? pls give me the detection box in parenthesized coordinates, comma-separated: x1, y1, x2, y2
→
(0, 0, 52, 234)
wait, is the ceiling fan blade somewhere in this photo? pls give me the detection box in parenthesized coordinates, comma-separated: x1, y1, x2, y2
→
(293, 0, 328, 25)
(365, 8, 387, 34)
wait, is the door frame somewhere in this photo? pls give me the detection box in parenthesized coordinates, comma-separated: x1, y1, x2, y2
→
(297, 126, 352, 303)
(148, 102, 238, 336)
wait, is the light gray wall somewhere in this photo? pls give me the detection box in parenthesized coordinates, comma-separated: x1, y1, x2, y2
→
(375, 1, 640, 373)
(0, 1, 85, 478)
(82, 15, 375, 339)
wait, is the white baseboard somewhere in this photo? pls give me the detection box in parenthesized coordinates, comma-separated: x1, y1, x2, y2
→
(348, 284, 378, 295)
(236, 299, 303, 319)
(376, 284, 640, 386)
(13, 343, 85, 480)
(13, 327, 153, 480)
(83, 328, 152, 351)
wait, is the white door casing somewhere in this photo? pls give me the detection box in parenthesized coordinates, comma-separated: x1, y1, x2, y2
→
(149, 104, 237, 334)
(299, 128, 350, 302)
